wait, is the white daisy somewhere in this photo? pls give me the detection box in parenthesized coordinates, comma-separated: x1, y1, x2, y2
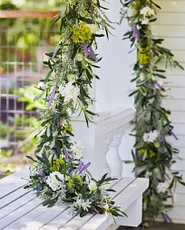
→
(46, 172, 64, 192)
(59, 82, 79, 103)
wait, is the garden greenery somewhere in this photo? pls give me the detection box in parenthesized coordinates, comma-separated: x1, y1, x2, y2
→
(26, 0, 124, 218)
(120, 0, 185, 225)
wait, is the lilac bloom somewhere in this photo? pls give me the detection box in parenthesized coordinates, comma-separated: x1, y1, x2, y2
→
(83, 42, 88, 57)
(163, 213, 168, 225)
(39, 171, 45, 177)
(133, 24, 140, 41)
(74, 162, 84, 174)
(90, 46, 97, 60)
(63, 148, 69, 162)
(162, 213, 172, 224)
(169, 129, 178, 140)
(92, 207, 100, 214)
(155, 81, 164, 90)
(79, 162, 91, 174)
(165, 214, 172, 223)
(99, 202, 106, 206)
(48, 85, 56, 107)
(153, 82, 157, 94)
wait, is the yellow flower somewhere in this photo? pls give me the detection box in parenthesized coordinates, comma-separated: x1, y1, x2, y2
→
(138, 46, 152, 65)
(149, 150, 155, 157)
(56, 155, 65, 165)
(50, 165, 58, 172)
(71, 22, 92, 43)
(64, 124, 73, 133)
(68, 179, 75, 192)
(75, 173, 82, 182)
(140, 149, 146, 154)
(131, 0, 141, 9)
(49, 155, 64, 172)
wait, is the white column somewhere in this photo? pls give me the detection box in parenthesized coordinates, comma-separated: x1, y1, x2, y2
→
(106, 129, 125, 177)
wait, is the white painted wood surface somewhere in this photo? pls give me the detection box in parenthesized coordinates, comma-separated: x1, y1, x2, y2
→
(0, 170, 148, 230)
(72, 108, 135, 179)
(153, 0, 185, 224)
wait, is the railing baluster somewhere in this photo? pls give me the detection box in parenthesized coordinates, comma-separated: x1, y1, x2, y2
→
(106, 129, 125, 177)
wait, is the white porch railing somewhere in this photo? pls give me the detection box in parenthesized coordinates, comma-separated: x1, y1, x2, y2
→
(104, 108, 135, 177)
(72, 108, 135, 178)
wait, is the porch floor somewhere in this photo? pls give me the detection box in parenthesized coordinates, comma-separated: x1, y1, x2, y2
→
(118, 222, 185, 230)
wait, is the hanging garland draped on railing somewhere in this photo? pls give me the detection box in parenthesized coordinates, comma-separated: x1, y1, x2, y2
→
(25, 0, 124, 218)
(120, 0, 185, 225)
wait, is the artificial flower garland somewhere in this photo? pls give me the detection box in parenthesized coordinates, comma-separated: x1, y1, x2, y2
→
(120, 0, 185, 225)
(26, 0, 124, 218)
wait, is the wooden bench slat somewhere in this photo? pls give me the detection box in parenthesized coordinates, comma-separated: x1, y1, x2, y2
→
(19, 206, 68, 230)
(109, 177, 136, 198)
(103, 177, 122, 190)
(0, 192, 36, 219)
(38, 209, 75, 230)
(79, 214, 113, 230)
(114, 178, 148, 210)
(60, 214, 93, 230)
(0, 169, 29, 199)
(0, 187, 30, 210)
(0, 196, 42, 229)
(3, 204, 47, 230)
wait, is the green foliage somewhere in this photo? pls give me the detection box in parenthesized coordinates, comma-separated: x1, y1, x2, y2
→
(26, 0, 124, 218)
(120, 0, 185, 225)
(14, 84, 44, 110)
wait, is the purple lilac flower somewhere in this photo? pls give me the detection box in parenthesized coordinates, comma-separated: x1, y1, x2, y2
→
(169, 129, 178, 140)
(74, 162, 91, 174)
(39, 171, 45, 177)
(74, 162, 84, 174)
(162, 213, 172, 224)
(63, 148, 69, 162)
(79, 162, 91, 174)
(133, 24, 140, 41)
(165, 214, 172, 223)
(99, 202, 106, 206)
(90, 46, 97, 60)
(155, 81, 164, 90)
(92, 207, 100, 214)
(154, 82, 157, 94)
(83, 42, 88, 57)
(48, 85, 56, 107)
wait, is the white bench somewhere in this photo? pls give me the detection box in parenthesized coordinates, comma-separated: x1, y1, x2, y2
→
(0, 169, 148, 230)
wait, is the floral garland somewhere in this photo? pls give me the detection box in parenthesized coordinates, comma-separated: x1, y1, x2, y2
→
(120, 0, 185, 225)
(26, 0, 124, 218)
